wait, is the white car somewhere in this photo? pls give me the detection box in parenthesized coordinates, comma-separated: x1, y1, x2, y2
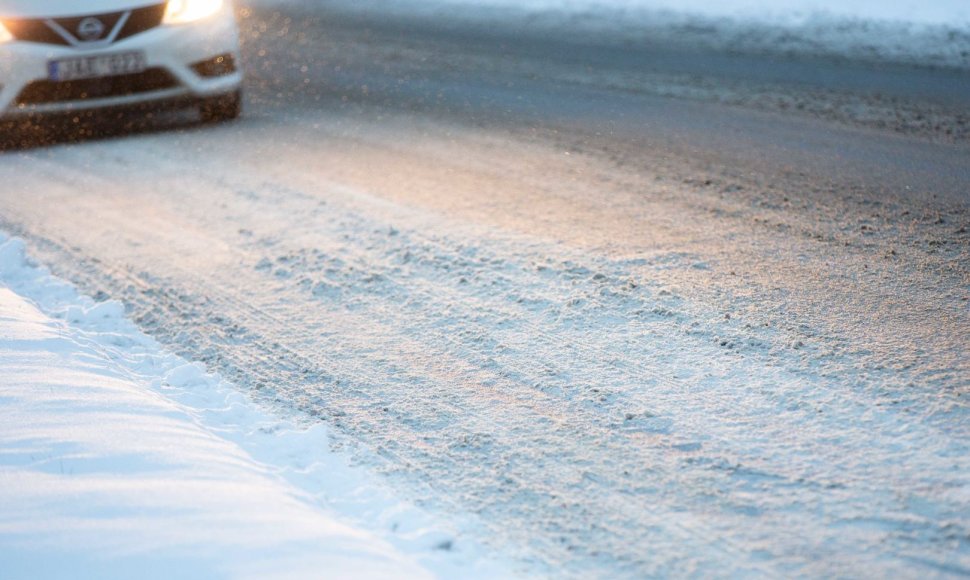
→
(0, 0, 243, 122)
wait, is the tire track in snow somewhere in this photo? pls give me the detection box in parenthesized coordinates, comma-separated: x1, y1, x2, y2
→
(31, 238, 759, 576)
(0, 176, 799, 575)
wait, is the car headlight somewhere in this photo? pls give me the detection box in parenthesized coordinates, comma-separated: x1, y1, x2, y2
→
(0, 21, 14, 43)
(164, 0, 224, 24)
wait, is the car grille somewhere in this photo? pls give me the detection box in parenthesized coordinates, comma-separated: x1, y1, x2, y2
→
(117, 4, 169, 42)
(3, 4, 167, 47)
(15, 68, 179, 106)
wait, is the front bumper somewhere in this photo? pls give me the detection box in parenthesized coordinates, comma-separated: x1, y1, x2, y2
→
(0, 6, 242, 117)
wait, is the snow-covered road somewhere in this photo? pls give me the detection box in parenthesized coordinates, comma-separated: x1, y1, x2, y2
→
(1, 2, 968, 577)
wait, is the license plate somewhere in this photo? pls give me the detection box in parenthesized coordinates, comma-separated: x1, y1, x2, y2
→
(48, 52, 147, 82)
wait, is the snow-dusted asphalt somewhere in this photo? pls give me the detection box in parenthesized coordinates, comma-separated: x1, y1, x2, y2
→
(1, 2, 968, 577)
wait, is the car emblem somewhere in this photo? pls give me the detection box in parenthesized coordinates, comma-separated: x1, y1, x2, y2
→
(76, 17, 105, 41)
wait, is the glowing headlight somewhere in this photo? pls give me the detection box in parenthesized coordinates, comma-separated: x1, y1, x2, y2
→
(164, 0, 224, 24)
(0, 21, 14, 43)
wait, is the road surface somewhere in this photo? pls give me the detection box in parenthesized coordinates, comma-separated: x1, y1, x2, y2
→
(1, 2, 968, 577)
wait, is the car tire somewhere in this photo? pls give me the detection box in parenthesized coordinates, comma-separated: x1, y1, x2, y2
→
(199, 90, 242, 123)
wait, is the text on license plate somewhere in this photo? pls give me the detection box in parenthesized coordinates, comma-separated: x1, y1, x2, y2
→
(48, 52, 147, 82)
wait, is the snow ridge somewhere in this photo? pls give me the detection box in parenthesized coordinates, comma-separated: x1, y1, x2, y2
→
(258, 0, 970, 69)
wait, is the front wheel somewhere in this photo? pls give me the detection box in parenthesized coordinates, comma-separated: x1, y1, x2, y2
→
(199, 90, 242, 124)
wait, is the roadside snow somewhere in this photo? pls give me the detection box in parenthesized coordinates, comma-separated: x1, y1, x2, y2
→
(256, 0, 970, 69)
(363, 0, 970, 26)
(0, 234, 513, 580)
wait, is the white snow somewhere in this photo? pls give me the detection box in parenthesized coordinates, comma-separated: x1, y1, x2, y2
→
(0, 234, 515, 580)
(374, 0, 970, 27)
(258, 0, 970, 68)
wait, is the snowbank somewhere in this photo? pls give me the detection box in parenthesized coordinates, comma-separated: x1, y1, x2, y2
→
(345, 0, 970, 27)
(0, 234, 511, 579)
(256, 0, 970, 69)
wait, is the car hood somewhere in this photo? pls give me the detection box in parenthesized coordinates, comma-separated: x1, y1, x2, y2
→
(0, 0, 163, 19)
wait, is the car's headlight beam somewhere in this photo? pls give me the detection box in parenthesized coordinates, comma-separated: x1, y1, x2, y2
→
(0, 21, 14, 43)
(164, 0, 224, 24)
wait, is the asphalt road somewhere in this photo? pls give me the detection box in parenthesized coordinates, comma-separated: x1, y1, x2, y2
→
(242, 3, 970, 199)
(0, 2, 968, 577)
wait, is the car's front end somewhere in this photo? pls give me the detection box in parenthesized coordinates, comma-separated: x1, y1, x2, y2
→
(0, 0, 243, 121)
